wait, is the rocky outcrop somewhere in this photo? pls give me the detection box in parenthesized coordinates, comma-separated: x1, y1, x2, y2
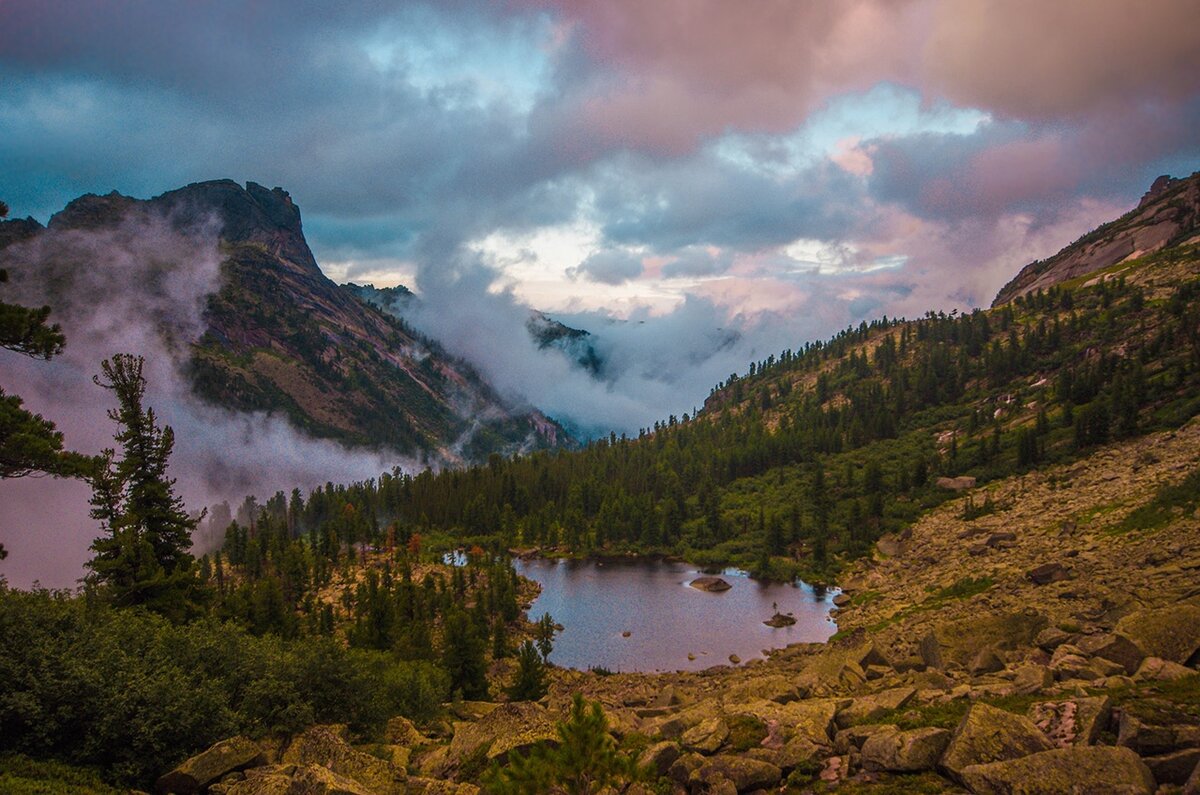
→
(861, 726, 951, 772)
(940, 703, 1055, 781)
(958, 746, 1155, 795)
(156, 737, 265, 794)
(689, 576, 732, 592)
(280, 725, 402, 793)
(993, 171, 1200, 305)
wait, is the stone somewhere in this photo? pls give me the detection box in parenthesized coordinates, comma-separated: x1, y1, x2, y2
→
(1035, 626, 1072, 651)
(936, 476, 976, 490)
(650, 685, 679, 709)
(1185, 758, 1200, 795)
(1027, 563, 1071, 585)
(1028, 697, 1111, 747)
(667, 751, 704, 785)
(857, 643, 893, 670)
(223, 764, 376, 795)
(156, 736, 266, 795)
(986, 531, 1017, 548)
(728, 654, 741, 664)
(832, 593, 852, 607)
(1117, 714, 1200, 756)
(834, 724, 896, 755)
(958, 746, 1154, 795)
(1134, 656, 1196, 681)
(764, 612, 797, 627)
(693, 755, 782, 792)
(689, 576, 732, 592)
(1077, 633, 1146, 675)
(1116, 603, 1200, 665)
(834, 687, 916, 729)
(637, 741, 681, 777)
(682, 717, 729, 754)
(1009, 664, 1054, 695)
(385, 716, 427, 748)
(1049, 644, 1102, 681)
(280, 726, 401, 793)
(969, 646, 1006, 675)
(919, 630, 944, 670)
(1144, 749, 1200, 786)
(940, 703, 1054, 781)
(443, 702, 558, 773)
(861, 727, 951, 773)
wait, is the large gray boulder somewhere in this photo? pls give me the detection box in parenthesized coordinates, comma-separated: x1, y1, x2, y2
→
(691, 754, 782, 792)
(861, 726, 951, 772)
(940, 703, 1054, 781)
(1116, 603, 1200, 665)
(156, 736, 265, 795)
(958, 746, 1154, 795)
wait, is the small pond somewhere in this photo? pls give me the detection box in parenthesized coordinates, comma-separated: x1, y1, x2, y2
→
(512, 557, 838, 673)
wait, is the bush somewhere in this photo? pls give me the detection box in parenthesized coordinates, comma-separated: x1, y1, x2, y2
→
(0, 586, 448, 787)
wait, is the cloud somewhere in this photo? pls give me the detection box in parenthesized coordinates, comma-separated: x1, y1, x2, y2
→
(568, 249, 644, 284)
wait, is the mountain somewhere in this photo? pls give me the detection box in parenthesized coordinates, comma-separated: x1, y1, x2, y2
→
(993, 171, 1200, 305)
(348, 281, 608, 377)
(0, 180, 567, 463)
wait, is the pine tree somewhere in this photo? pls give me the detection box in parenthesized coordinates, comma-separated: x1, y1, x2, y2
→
(86, 354, 202, 620)
(507, 640, 548, 701)
(442, 608, 489, 700)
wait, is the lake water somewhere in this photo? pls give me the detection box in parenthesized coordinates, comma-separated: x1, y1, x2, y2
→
(512, 557, 838, 673)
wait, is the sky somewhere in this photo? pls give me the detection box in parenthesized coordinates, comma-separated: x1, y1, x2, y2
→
(2, 0, 1200, 586)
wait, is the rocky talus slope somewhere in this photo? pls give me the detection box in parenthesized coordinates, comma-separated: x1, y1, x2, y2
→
(158, 419, 1200, 794)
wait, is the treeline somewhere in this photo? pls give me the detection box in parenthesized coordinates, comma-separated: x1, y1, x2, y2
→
(213, 268, 1200, 577)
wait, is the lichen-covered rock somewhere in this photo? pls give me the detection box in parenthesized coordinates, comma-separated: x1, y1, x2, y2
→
(1028, 696, 1111, 747)
(1077, 633, 1145, 675)
(1134, 656, 1196, 681)
(281, 725, 402, 793)
(1116, 603, 1200, 665)
(385, 715, 429, 748)
(861, 726, 951, 772)
(1009, 664, 1053, 695)
(958, 746, 1154, 795)
(1144, 748, 1200, 786)
(682, 717, 729, 754)
(834, 687, 916, 729)
(940, 703, 1054, 781)
(668, 751, 705, 785)
(969, 646, 1006, 675)
(443, 702, 558, 773)
(636, 741, 681, 777)
(692, 754, 782, 792)
(156, 736, 265, 795)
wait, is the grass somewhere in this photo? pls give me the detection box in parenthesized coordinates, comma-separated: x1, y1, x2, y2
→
(0, 756, 124, 795)
(1111, 467, 1200, 534)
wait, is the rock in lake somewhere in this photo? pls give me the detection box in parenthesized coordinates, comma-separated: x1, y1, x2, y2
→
(690, 576, 732, 592)
(763, 612, 797, 627)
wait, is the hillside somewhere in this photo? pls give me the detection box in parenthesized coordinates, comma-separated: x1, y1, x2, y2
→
(0, 181, 567, 463)
(993, 171, 1200, 306)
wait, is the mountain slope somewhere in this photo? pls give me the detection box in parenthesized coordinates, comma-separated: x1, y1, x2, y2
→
(0, 180, 567, 463)
(993, 172, 1200, 306)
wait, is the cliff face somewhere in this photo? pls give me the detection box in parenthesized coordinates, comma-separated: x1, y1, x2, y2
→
(993, 172, 1200, 306)
(2, 180, 568, 463)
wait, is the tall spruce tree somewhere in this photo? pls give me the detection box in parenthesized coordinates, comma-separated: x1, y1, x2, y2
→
(507, 640, 548, 701)
(442, 608, 489, 700)
(87, 354, 202, 620)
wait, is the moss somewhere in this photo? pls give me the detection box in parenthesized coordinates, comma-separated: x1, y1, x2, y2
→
(725, 713, 769, 752)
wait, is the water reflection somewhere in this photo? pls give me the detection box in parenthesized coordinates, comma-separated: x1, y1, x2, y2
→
(513, 557, 838, 673)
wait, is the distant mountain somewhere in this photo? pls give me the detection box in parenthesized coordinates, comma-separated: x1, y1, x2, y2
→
(0, 180, 568, 463)
(993, 171, 1200, 305)
(348, 282, 608, 377)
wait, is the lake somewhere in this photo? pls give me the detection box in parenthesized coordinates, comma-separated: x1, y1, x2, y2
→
(512, 557, 838, 673)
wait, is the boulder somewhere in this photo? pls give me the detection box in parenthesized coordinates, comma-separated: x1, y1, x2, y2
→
(1118, 714, 1200, 756)
(726, 674, 800, 704)
(1144, 748, 1200, 786)
(937, 476, 976, 490)
(1185, 757, 1200, 795)
(690, 576, 732, 592)
(280, 726, 401, 793)
(832, 593, 852, 607)
(1009, 664, 1054, 696)
(223, 764, 375, 795)
(692, 755, 782, 792)
(667, 751, 705, 786)
(637, 741, 681, 777)
(156, 736, 266, 795)
(857, 643, 893, 671)
(443, 702, 558, 773)
(650, 685, 679, 709)
(1116, 603, 1200, 665)
(940, 703, 1054, 781)
(385, 716, 428, 748)
(1027, 563, 1071, 585)
(919, 630, 944, 670)
(1077, 633, 1145, 675)
(969, 646, 1006, 675)
(1134, 656, 1196, 681)
(1049, 644, 1102, 681)
(682, 717, 729, 754)
(861, 727, 951, 772)
(1028, 697, 1111, 747)
(958, 746, 1154, 795)
(1035, 627, 1072, 652)
(834, 687, 916, 729)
